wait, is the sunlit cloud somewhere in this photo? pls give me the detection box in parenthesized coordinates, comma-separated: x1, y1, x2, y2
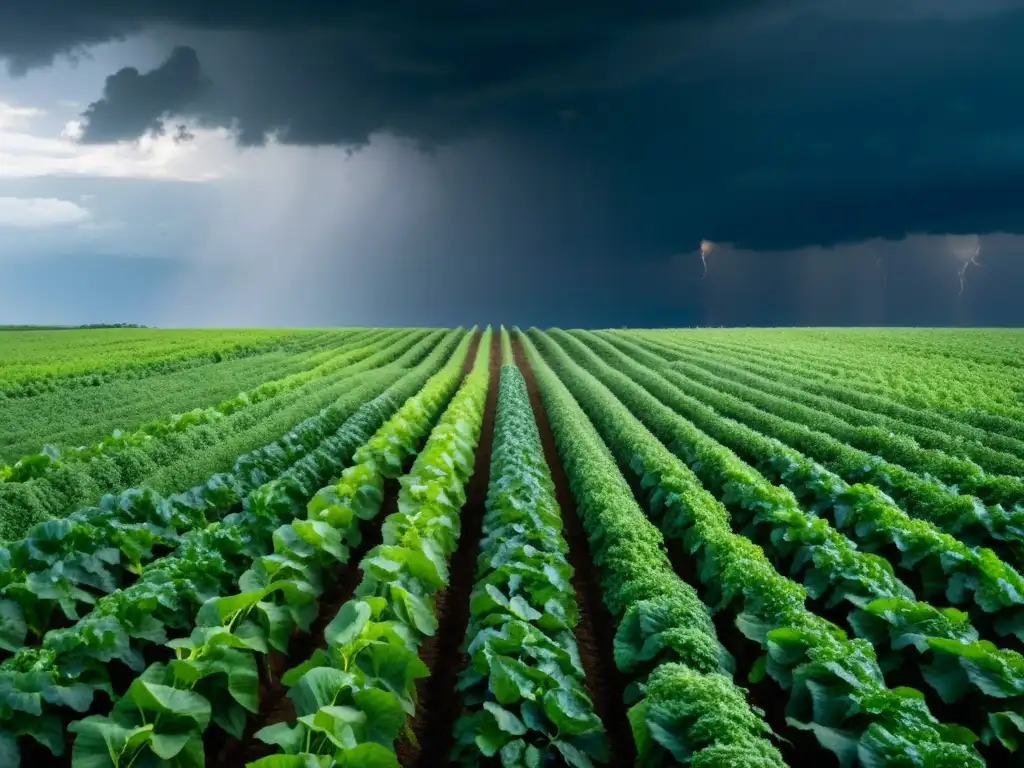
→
(0, 100, 240, 181)
(0, 196, 91, 227)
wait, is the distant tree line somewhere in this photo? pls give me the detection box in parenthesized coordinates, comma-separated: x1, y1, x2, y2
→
(0, 323, 149, 331)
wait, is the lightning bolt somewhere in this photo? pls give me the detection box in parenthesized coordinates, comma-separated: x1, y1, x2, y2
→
(957, 244, 981, 296)
(699, 239, 715, 280)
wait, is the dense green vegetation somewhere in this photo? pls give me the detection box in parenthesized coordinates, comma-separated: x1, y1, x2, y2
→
(0, 325, 1020, 767)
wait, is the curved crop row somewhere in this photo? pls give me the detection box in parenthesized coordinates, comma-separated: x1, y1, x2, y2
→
(622, 334, 1024, 510)
(0, 328, 400, 483)
(597, 335, 1024, 562)
(556, 330, 1024, 750)
(0, 331, 453, 657)
(647, 332, 1024, 440)
(452, 362, 607, 766)
(647, 332, 1024, 459)
(520, 331, 785, 767)
(0, 329, 324, 399)
(64, 331, 483, 768)
(0, 330, 436, 540)
(591, 333, 1024, 633)
(632, 333, 1024, 481)
(0, 330, 351, 463)
(0, 332, 472, 765)
(527, 329, 983, 766)
(247, 329, 492, 768)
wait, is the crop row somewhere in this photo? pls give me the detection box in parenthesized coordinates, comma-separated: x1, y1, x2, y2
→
(598, 334, 1024, 569)
(0, 331, 471, 765)
(632, 333, 1024, 482)
(0, 329, 328, 399)
(556, 330, 1024, 751)
(246, 329, 492, 767)
(646, 331, 1024, 439)
(526, 328, 983, 766)
(644, 331, 1024, 460)
(519, 331, 786, 766)
(65, 329, 480, 768)
(0, 331, 454, 658)
(0, 330, 351, 462)
(451, 360, 607, 765)
(0, 330, 436, 540)
(0, 329, 398, 483)
(624, 334, 1024, 510)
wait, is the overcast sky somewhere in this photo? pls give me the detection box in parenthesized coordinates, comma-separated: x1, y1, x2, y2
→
(1, 1, 1022, 327)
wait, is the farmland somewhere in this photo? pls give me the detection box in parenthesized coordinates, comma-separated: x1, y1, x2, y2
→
(0, 327, 1022, 767)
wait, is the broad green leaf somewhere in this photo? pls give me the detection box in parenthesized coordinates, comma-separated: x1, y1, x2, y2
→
(68, 718, 154, 768)
(324, 601, 372, 649)
(125, 680, 211, 730)
(483, 701, 527, 736)
(289, 667, 355, 716)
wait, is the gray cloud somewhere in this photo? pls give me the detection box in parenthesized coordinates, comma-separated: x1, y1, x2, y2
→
(3, 0, 1024, 310)
(79, 45, 208, 142)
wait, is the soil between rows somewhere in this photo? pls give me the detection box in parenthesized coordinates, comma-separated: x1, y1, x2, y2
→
(513, 335, 636, 767)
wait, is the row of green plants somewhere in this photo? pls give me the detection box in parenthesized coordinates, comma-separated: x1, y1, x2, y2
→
(64, 328, 481, 768)
(0, 329, 325, 399)
(527, 329, 984, 766)
(452, 361, 607, 766)
(650, 332, 1024, 459)
(648, 331, 1024, 441)
(0, 330, 345, 462)
(519, 331, 786, 767)
(0, 331, 455, 655)
(0, 329, 397, 484)
(631, 333, 1024, 481)
(245, 329, 492, 768)
(650, 331, 1024, 459)
(591, 333, 1024, 632)
(559, 330, 1024, 751)
(0, 333, 471, 765)
(602, 335, 1024, 562)
(625, 335, 1024, 510)
(0, 331, 436, 540)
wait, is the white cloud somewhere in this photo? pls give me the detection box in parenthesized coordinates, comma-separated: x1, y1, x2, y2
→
(0, 196, 91, 227)
(0, 101, 242, 182)
(0, 102, 46, 131)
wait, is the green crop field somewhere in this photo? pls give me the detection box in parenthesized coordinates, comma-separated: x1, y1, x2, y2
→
(0, 326, 1022, 768)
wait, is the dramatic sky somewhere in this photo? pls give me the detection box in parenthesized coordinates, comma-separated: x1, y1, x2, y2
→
(1, 1, 1022, 327)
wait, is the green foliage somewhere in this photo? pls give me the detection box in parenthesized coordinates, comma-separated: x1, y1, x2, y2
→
(527, 328, 984, 766)
(0, 332, 470, 765)
(253, 329, 491, 767)
(0, 330, 441, 539)
(520, 333, 785, 767)
(452, 365, 607, 766)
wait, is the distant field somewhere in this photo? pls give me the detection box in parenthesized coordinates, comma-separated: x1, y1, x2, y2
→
(0, 326, 1021, 768)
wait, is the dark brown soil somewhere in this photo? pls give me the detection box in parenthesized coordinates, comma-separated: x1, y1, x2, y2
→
(408, 331, 499, 767)
(513, 335, 636, 767)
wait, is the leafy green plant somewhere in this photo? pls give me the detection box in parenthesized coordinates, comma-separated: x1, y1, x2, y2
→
(452, 364, 607, 766)
(0, 333, 470, 766)
(520, 332, 785, 767)
(251, 329, 492, 768)
(527, 329, 982, 766)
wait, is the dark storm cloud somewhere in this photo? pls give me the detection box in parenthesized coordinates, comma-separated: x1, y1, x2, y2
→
(79, 46, 208, 143)
(4, 0, 1024, 258)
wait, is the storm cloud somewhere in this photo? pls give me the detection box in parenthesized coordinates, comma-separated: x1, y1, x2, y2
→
(2, 1, 1023, 327)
